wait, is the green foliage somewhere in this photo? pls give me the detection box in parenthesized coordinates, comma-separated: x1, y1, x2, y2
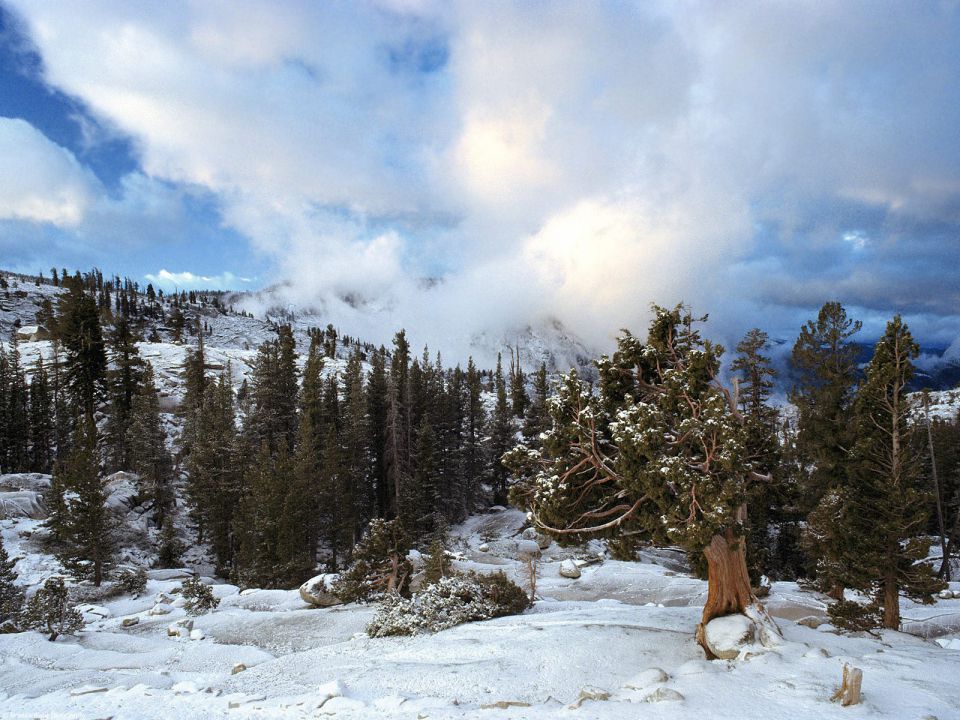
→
(334, 518, 412, 602)
(508, 306, 756, 564)
(0, 535, 24, 631)
(182, 576, 220, 615)
(114, 566, 148, 597)
(53, 414, 115, 587)
(21, 577, 84, 641)
(366, 571, 529, 637)
(423, 531, 452, 585)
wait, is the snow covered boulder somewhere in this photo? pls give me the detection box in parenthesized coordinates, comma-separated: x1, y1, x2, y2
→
(559, 559, 581, 579)
(703, 614, 757, 660)
(623, 668, 668, 690)
(104, 472, 140, 515)
(0, 490, 46, 519)
(939, 589, 954, 600)
(299, 574, 343, 607)
(521, 527, 552, 550)
(517, 539, 542, 560)
(149, 603, 173, 616)
(76, 604, 111, 622)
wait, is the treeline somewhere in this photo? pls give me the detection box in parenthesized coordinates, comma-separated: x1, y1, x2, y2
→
(0, 271, 548, 590)
(182, 327, 548, 587)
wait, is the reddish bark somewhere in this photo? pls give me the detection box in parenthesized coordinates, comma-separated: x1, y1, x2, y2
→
(696, 528, 755, 659)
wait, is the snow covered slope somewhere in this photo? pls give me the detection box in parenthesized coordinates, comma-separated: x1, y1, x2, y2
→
(3, 504, 960, 719)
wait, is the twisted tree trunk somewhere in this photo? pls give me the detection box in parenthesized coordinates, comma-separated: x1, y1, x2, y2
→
(696, 528, 755, 658)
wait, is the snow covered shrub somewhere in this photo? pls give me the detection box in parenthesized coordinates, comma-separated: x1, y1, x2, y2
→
(366, 571, 529, 637)
(114, 567, 148, 597)
(827, 598, 882, 633)
(422, 532, 452, 586)
(182, 576, 220, 615)
(21, 577, 85, 641)
(335, 519, 412, 603)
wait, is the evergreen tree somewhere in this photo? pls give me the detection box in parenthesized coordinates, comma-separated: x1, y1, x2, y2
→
(462, 358, 486, 512)
(522, 362, 551, 445)
(0, 534, 24, 630)
(730, 329, 781, 584)
(243, 326, 299, 455)
(57, 284, 107, 417)
(366, 346, 390, 517)
(21, 576, 84, 641)
(0, 337, 29, 472)
(509, 346, 528, 419)
(488, 353, 513, 505)
(342, 348, 371, 536)
(791, 302, 861, 597)
(55, 414, 115, 586)
(185, 373, 240, 570)
(507, 306, 772, 657)
(28, 356, 55, 474)
(126, 363, 174, 527)
(104, 317, 146, 471)
(840, 316, 943, 629)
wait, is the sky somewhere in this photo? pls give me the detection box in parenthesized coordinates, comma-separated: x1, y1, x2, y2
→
(1, 0, 959, 361)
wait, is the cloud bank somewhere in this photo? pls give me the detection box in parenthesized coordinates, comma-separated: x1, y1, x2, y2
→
(3, 0, 960, 359)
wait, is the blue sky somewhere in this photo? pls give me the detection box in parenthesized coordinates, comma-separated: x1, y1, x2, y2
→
(0, 1, 959, 357)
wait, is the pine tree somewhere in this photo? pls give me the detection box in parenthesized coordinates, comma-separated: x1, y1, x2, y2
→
(0, 534, 24, 630)
(730, 329, 781, 584)
(28, 356, 55, 474)
(509, 346, 528, 419)
(462, 358, 486, 512)
(840, 316, 944, 629)
(21, 576, 84, 641)
(488, 353, 513, 505)
(0, 336, 30, 472)
(791, 302, 861, 597)
(57, 284, 107, 417)
(366, 346, 390, 518)
(522, 362, 551, 445)
(126, 363, 174, 527)
(104, 316, 146, 471)
(507, 306, 773, 657)
(342, 348, 371, 537)
(186, 373, 240, 570)
(55, 414, 115, 586)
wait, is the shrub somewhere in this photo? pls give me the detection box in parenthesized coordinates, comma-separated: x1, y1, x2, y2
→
(21, 577, 85, 641)
(828, 598, 882, 633)
(182, 576, 220, 615)
(115, 567, 148, 597)
(367, 571, 530, 637)
(335, 519, 412, 603)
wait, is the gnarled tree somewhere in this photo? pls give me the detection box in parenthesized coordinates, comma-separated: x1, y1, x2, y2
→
(507, 306, 776, 657)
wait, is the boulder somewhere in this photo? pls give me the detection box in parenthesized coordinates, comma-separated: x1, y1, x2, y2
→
(623, 668, 668, 690)
(299, 574, 343, 607)
(121, 617, 140, 627)
(167, 618, 194, 638)
(149, 603, 173, 616)
(477, 543, 490, 553)
(703, 614, 757, 660)
(569, 687, 610, 709)
(0, 490, 46, 519)
(521, 527, 552, 550)
(559, 559, 581, 579)
(232, 663, 247, 675)
(77, 604, 111, 622)
(516, 539, 542, 561)
(190, 629, 205, 641)
(796, 615, 826, 629)
(938, 589, 953, 600)
(643, 687, 685, 703)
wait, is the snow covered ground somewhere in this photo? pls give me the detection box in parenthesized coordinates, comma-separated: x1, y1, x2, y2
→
(3, 505, 960, 719)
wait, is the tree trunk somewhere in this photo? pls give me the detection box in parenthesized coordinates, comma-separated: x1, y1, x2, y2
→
(882, 568, 900, 630)
(696, 528, 755, 658)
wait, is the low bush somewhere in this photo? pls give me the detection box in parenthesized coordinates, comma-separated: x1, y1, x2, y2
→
(367, 571, 529, 637)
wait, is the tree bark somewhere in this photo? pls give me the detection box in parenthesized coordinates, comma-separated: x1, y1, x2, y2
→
(696, 528, 755, 658)
(882, 565, 900, 630)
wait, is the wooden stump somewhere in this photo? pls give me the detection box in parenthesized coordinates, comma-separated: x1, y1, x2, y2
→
(830, 664, 862, 706)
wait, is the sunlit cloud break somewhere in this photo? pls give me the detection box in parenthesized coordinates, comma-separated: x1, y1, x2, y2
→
(144, 269, 253, 292)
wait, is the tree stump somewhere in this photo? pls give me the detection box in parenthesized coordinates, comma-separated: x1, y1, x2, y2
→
(830, 664, 862, 706)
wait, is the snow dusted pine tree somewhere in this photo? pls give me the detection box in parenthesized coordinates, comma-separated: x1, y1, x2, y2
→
(837, 316, 944, 629)
(507, 306, 777, 657)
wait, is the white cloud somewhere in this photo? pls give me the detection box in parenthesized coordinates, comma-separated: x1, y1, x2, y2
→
(145, 269, 253, 292)
(6, 0, 960, 354)
(0, 117, 98, 226)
